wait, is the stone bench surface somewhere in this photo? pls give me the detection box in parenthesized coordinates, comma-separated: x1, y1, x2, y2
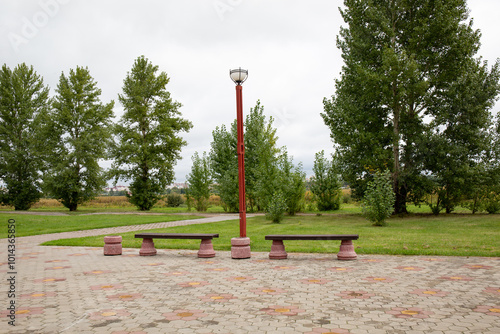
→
(135, 233, 219, 258)
(135, 233, 219, 240)
(265, 234, 359, 261)
(265, 234, 359, 241)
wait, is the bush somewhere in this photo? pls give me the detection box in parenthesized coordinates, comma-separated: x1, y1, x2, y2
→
(194, 198, 209, 212)
(484, 194, 500, 214)
(342, 190, 352, 204)
(310, 151, 342, 211)
(166, 193, 184, 207)
(362, 170, 395, 226)
(307, 201, 318, 212)
(208, 195, 222, 207)
(186, 152, 212, 212)
(265, 191, 288, 223)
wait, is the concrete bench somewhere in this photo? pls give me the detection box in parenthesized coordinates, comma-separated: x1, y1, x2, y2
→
(265, 234, 359, 260)
(135, 233, 219, 258)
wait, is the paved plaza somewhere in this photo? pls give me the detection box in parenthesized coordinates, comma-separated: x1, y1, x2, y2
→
(1, 215, 499, 333)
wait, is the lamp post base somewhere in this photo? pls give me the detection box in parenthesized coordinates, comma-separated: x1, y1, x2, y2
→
(231, 237, 251, 259)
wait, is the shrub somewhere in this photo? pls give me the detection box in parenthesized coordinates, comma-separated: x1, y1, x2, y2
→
(310, 151, 342, 211)
(342, 190, 352, 204)
(208, 195, 222, 207)
(194, 198, 209, 212)
(484, 194, 500, 214)
(362, 170, 395, 226)
(307, 201, 318, 212)
(427, 192, 442, 215)
(265, 191, 288, 223)
(166, 193, 184, 207)
(186, 152, 212, 212)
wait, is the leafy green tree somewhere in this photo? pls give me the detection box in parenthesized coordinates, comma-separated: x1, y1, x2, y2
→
(322, 0, 500, 214)
(210, 100, 306, 214)
(210, 124, 239, 212)
(310, 150, 342, 211)
(243, 101, 280, 211)
(483, 118, 500, 214)
(110, 56, 192, 210)
(279, 152, 306, 215)
(253, 145, 282, 213)
(265, 190, 287, 223)
(426, 58, 500, 213)
(0, 63, 49, 210)
(254, 149, 306, 217)
(186, 151, 212, 211)
(42, 66, 114, 211)
(210, 101, 282, 212)
(460, 118, 500, 214)
(362, 170, 395, 226)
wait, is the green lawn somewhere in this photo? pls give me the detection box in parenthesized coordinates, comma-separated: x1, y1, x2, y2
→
(0, 213, 204, 238)
(42, 214, 500, 257)
(0, 206, 225, 214)
(0, 202, 473, 215)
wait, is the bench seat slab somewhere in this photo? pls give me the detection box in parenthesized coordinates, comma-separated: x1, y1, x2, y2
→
(265, 234, 358, 261)
(136, 233, 218, 258)
(135, 233, 219, 240)
(265, 234, 358, 241)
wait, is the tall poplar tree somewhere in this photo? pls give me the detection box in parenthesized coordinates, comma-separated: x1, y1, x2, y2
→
(0, 63, 49, 210)
(186, 151, 212, 211)
(111, 56, 192, 211)
(43, 66, 114, 211)
(210, 101, 285, 212)
(310, 150, 342, 211)
(244, 101, 280, 211)
(322, 0, 500, 213)
(210, 123, 239, 212)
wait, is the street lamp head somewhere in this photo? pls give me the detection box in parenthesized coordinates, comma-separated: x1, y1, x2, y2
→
(230, 68, 248, 85)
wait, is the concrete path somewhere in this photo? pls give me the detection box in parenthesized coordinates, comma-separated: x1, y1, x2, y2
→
(13, 214, 243, 244)
(1, 214, 499, 333)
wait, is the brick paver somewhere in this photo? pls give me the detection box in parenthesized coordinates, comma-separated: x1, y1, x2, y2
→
(1, 215, 499, 333)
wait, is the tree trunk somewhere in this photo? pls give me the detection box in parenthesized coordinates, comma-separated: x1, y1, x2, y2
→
(393, 181, 408, 214)
(392, 97, 407, 214)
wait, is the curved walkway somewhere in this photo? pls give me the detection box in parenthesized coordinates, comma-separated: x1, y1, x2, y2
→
(0, 214, 499, 333)
(15, 214, 242, 244)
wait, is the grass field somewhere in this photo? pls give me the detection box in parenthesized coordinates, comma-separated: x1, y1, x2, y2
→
(0, 195, 473, 215)
(0, 196, 226, 214)
(41, 214, 500, 257)
(3, 195, 497, 257)
(0, 213, 203, 238)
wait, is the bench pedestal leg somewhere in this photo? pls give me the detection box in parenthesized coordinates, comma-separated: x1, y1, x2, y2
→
(139, 238, 157, 256)
(269, 240, 287, 260)
(198, 239, 216, 258)
(337, 240, 357, 260)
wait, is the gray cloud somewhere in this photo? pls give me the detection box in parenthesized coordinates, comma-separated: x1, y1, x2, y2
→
(1, 0, 498, 184)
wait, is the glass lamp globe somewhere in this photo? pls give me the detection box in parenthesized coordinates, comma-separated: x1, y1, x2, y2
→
(230, 68, 248, 84)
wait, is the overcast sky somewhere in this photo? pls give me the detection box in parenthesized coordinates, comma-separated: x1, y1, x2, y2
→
(1, 0, 498, 184)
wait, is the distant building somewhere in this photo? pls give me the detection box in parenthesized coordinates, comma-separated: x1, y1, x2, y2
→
(104, 185, 130, 193)
(166, 182, 188, 189)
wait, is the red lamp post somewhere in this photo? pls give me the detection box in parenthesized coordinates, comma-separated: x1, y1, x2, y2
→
(229, 68, 251, 259)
